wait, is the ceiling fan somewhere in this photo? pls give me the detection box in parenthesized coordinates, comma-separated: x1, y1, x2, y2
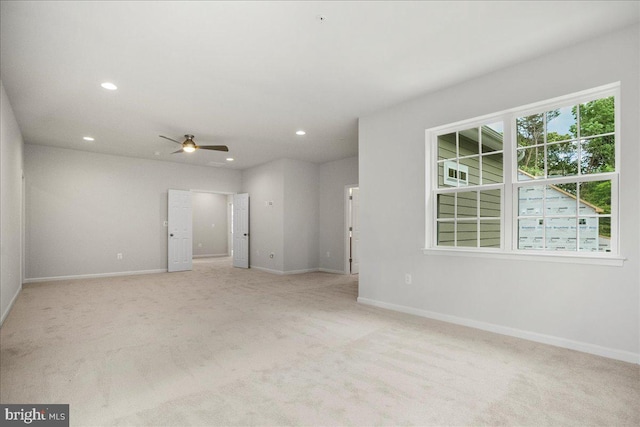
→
(159, 134, 229, 154)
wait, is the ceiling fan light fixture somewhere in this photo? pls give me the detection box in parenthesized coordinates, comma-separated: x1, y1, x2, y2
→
(296, 130, 306, 136)
(183, 145, 196, 153)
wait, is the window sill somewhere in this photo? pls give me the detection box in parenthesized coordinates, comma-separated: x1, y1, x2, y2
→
(421, 247, 626, 266)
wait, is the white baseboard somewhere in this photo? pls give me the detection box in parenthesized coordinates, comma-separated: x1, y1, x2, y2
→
(283, 268, 319, 275)
(0, 285, 22, 326)
(357, 297, 639, 365)
(250, 266, 320, 275)
(24, 269, 167, 284)
(193, 254, 229, 259)
(319, 268, 347, 275)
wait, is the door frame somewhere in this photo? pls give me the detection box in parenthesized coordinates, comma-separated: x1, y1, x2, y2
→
(344, 184, 359, 275)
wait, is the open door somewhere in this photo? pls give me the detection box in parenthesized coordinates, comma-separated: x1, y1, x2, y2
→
(350, 187, 360, 274)
(233, 193, 249, 268)
(168, 189, 192, 272)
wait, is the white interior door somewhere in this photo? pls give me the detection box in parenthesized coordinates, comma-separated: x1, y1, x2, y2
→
(233, 193, 249, 268)
(350, 187, 360, 274)
(168, 189, 192, 272)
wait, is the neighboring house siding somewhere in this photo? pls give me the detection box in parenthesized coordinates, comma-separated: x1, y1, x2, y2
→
(518, 184, 602, 252)
(437, 134, 502, 248)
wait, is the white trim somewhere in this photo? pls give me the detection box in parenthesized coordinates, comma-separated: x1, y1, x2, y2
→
(357, 297, 639, 364)
(319, 268, 347, 275)
(0, 285, 22, 326)
(422, 247, 625, 266)
(250, 266, 284, 275)
(283, 268, 319, 275)
(250, 265, 319, 275)
(23, 269, 167, 284)
(193, 254, 229, 259)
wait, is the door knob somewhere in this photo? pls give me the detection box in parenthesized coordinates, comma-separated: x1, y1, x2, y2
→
(170, 233, 174, 237)
(243, 233, 248, 236)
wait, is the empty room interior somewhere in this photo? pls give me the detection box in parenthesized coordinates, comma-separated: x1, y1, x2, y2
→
(1, 2, 639, 426)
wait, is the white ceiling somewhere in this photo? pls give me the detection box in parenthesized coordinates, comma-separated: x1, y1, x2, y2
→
(1, 1, 638, 170)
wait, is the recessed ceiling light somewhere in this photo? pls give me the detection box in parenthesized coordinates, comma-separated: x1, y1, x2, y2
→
(296, 130, 306, 136)
(226, 158, 234, 162)
(101, 82, 118, 90)
(83, 136, 95, 141)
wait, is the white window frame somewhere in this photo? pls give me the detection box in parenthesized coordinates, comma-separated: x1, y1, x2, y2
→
(424, 82, 625, 266)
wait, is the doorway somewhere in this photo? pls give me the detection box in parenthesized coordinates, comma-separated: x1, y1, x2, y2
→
(191, 191, 233, 259)
(167, 190, 240, 273)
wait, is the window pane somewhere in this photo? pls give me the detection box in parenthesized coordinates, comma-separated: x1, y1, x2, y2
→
(579, 96, 614, 137)
(580, 136, 615, 174)
(518, 186, 543, 216)
(438, 133, 456, 160)
(517, 113, 544, 148)
(459, 128, 479, 156)
(518, 218, 543, 250)
(480, 190, 501, 218)
(459, 156, 479, 186)
(579, 180, 611, 215)
(437, 222, 455, 247)
(456, 192, 477, 218)
(578, 216, 600, 252)
(597, 217, 612, 252)
(546, 106, 576, 141)
(437, 193, 455, 219)
(456, 221, 477, 247)
(517, 147, 545, 180)
(482, 123, 503, 153)
(480, 220, 501, 248)
(482, 153, 503, 184)
(547, 141, 578, 177)
(545, 183, 577, 216)
(545, 217, 577, 251)
(438, 162, 445, 188)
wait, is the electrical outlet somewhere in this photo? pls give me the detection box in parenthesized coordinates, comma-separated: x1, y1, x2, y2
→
(163, 221, 168, 227)
(198, 243, 202, 248)
(405, 273, 412, 285)
(117, 253, 123, 260)
(326, 251, 330, 258)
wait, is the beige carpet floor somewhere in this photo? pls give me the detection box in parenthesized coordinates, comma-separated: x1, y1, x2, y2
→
(1, 257, 638, 426)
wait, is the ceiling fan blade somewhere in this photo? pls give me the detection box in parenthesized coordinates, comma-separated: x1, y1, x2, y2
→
(171, 149, 184, 154)
(159, 135, 183, 145)
(198, 145, 229, 152)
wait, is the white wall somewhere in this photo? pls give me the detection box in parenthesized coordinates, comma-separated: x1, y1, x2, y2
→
(24, 145, 241, 280)
(358, 25, 640, 362)
(0, 81, 24, 324)
(192, 192, 228, 257)
(319, 156, 358, 273)
(283, 159, 319, 273)
(242, 158, 321, 274)
(242, 159, 285, 272)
